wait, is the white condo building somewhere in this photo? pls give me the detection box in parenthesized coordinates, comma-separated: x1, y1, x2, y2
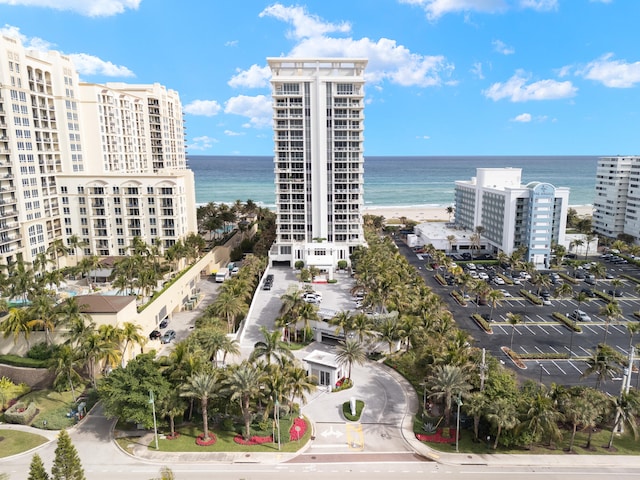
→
(267, 58, 367, 276)
(593, 156, 640, 240)
(0, 35, 195, 267)
(454, 168, 569, 268)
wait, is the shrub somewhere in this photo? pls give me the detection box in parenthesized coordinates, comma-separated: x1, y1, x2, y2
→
(470, 313, 492, 333)
(337, 260, 348, 270)
(552, 312, 582, 332)
(434, 273, 447, 286)
(342, 399, 365, 421)
(0, 354, 48, 368)
(520, 289, 543, 305)
(27, 342, 58, 361)
(4, 401, 38, 425)
(593, 290, 612, 302)
(294, 260, 304, 269)
(450, 290, 467, 306)
(328, 279, 338, 284)
(333, 377, 353, 392)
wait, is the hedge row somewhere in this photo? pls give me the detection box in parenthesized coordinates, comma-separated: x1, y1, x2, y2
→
(519, 289, 543, 305)
(450, 290, 467, 307)
(434, 273, 447, 286)
(552, 312, 583, 332)
(4, 401, 38, 425)
(593, 290, 613, 303)
(517, 352, 570, 360)
(558, 272, 579, 285)
(470, 313, 492, 333)
(0, 355, 48, 368)
(621, 274, 640, 285)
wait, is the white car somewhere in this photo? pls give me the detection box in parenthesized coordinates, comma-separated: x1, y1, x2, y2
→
(572, 309, 591, 321)
(478, 272, 489, 280)
(466, 263, 477, 270)
(302, 292, 322, 303)
(497, 289, 512, 297)
(493, 277, 505, 285)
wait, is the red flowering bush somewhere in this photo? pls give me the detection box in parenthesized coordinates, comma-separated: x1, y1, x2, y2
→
(289, 417, 307, 441)
(233, 434, 273, 445)
(165, 433, 180, 440)
(416, 428, 457, 444)
(195, 433, 217, 446)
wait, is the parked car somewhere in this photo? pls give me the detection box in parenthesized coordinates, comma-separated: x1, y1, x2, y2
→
(149, 330, 161, 340)
(608, 290, 623, 297)
(541, 297, 552, 306)
(572, 309, 591, 322)
(231, 266, 240, 276)
(159, 318, 169, 329)
(161, 329, 176, 344)
(493, 277, 505, 285)
(580, 288, 595, 297)
(302, 292, 322, 303)
(497, 289, 512, 297)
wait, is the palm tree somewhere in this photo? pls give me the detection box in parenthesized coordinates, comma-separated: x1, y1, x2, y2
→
(46, 238, 69, 271)
(297, 301, 319, 343)
(521, 390, 563, 448)
(599, 301, 623, 346)
(486, 397, 519, 449)
(574, 291, 589, 313)
(224, 361, 265, 439)
(335, 339, 367, 380)
(67, 234, 88, 267)
(351, 312, 378, 344)
(607, 392, 639, 449)
(628, 322, 640, 349)
(561, 393, 598, 453)
(1, 307, 32, 349)
(79, 332, 120, 387)
(582, 345, 621, 390)
(446, 205, 454, 222)
(378, 318, 400, 355)
(119, 322, 146, 367)
(486, 289, 504, 321)
(28, 295, 59, 345)
(250, 326, 293, 364)
(554, 282, 573, 300)
(208, 291, 247, 334)
(180, 370, 220, 443)
(329, 310, 356, 339)
(506, 312, 522, 350)
(50, 344, 83, 402)
(462, 391, 487, 442)
(427, 364, 472, 428)
(282, 361, 316, 408)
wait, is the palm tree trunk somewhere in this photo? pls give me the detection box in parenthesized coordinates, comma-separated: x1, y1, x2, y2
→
(569, 423, 577, 452)
(243, 397, 251, 439)
(68, 373, 77, 403)
(608, 414, 620, 449)
(169, 414, 176, 437)
(493, 427, 501, 449)
(202, 398, 210, 441)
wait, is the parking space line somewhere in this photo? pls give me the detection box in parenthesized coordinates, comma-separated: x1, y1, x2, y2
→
(548, 324, 565, 335)
(523, 324, 537, 335)
(551, 360, 566, 374)
(567, 360, 584, 373)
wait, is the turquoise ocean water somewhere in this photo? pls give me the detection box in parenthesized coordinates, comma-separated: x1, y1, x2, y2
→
(188, 155, 599, 209)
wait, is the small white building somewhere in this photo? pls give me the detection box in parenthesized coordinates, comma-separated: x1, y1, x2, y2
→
(563, 233, 599, 258)
(413, 222, 489, 255)
(304, 350, 344, 389)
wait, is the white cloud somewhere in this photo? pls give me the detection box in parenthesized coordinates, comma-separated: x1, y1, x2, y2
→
(69, 53, 134, 77)
(228, 64, 271, 88)
(512, 113, 532, 122)
(287, 36, 453, 88)
(520, 0, 558, 11)
(0, 0, 141, 17)
(260, 3, 351, 40)
(579, 53, 640, 88)
(471, 62, 485, 79)
(224, 130, 245, 136)
(224, 95, 272, 128)
(398, 0, 507, 20)
(184, 100, 222, 117)
(483, 70, 577, 102)
(0, 24, 52, 50)
(224, 40, 238, 47)
(492, 39, 514, 55)
(417, 135, 431, 139)
(188, 135, 218, 151)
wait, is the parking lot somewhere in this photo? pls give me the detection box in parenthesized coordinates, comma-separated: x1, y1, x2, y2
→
(398, 240, 640, 395)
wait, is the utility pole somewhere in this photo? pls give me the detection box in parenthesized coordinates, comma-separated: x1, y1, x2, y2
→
(149, 390, 159, 450)
(479, 348, 487, 392)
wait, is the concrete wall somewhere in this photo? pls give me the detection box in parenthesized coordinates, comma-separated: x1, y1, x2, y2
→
(0, 364, 55, 389)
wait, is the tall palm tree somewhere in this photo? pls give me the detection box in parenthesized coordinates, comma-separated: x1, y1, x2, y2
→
(119, 322, 146, 367)
(28, 295, 59, 345)
(351, 312, 378, 344)
(1, 307, 32, 349)
(487, 289, 504, 321)
(521, 390, 563, 448)
(462, 391, 487, 442)
(329, 310, 356, 339)
(628, 322, 640, 349)
(180, 370, 220, 443)
(79, 332, 120, 387)
(561, 393, 597, 453)
(67, 234, 88, 267)
(582, 345, 621, 390)
(50, 344, 83, 402)
(46, 238, 68, 271)
(250, 326, 293, 364)
(283, 362, 316, 407)
(297, 301, 319, 343)
(224, 361, 265, 439)
(427, 364, 472, 428)
(335, 339, 367, 380)
(208, 291, 247, 334)
(486, 397, 519, 449)
(506, 312, 522, 350)
(599, 301, 623, 346)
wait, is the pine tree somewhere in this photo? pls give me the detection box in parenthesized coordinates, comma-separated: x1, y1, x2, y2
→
(51, 430, 86, 480)
(27, 453, 50, 480)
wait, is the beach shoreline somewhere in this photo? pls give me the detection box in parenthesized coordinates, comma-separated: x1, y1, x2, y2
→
(362, 204, 594, 223)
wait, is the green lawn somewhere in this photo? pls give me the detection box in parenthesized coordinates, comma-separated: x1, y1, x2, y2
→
(130, 418, 311, 453)
(19, 390, 78, 430)
(423, 426, 640, 456)
(0, 429, 49, 458)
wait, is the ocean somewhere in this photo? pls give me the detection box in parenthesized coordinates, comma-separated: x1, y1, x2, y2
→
(187, 155, 599, 209)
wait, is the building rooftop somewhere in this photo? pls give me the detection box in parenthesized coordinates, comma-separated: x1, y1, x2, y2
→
(76, 294, 136, 313)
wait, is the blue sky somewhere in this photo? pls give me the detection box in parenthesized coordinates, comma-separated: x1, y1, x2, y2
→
(1, 0, 639, 156)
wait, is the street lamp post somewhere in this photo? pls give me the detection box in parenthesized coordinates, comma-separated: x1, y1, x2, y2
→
(274, 398, 281, 451)
(148, 390, 159, 450)
(455, 394, 463, 453)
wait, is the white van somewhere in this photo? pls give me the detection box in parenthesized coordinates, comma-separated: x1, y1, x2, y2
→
(215, 267, 230, 283)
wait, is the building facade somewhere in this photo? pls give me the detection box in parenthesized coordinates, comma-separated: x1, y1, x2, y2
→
(267, 58, 367, 276)
(593, 156, 638, 240)
(454, 168, 569, 268)
(0, 35, 195, 267)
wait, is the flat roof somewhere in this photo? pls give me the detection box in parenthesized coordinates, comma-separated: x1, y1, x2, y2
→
(304, 350, 340, 369)
(75, 294, 136, 313)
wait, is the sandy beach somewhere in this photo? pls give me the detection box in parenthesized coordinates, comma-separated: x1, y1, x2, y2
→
(363, 205, 594, 224)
